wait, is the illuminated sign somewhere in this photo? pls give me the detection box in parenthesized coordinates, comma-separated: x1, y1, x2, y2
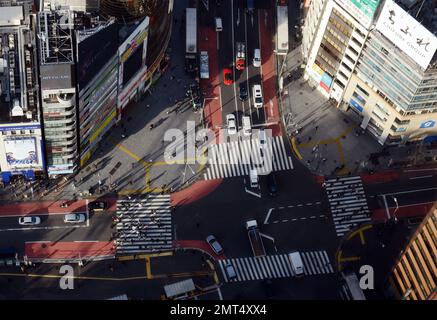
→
(375, 0, 437, 70)
(121, 29, 148, 63)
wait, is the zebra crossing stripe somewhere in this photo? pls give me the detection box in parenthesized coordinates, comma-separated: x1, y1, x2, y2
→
(203, 136, 293, 181)
(219, 252, 333, 282)
(278, 137, 289, 170)
(278, 255, 291, 277)
(274, 255, 285, 277)
(301, 252, 313, 275)
(269, 255, 281, 277)
(218, 261, 228, 282)
(323, 251, 334, 273)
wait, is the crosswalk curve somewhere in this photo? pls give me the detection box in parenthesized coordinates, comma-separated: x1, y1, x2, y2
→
(218, 251, 334, 283)
(115, 195, 173, 254)
(324, 176, 371, 237)
(204, 136, 294, 180)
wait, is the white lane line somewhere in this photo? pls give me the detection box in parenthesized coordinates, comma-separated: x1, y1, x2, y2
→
(0, 211, 88, 218)
(409, 175, 433, 180)
(0, 224, 88, 232)
(381, 187, 437, 196)
(264, 208, 273, 225)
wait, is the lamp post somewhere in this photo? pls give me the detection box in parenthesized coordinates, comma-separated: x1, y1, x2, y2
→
(392, 196, 399, 223)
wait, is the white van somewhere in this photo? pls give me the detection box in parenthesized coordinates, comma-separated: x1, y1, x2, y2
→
(242, 116, 252, 136)
(253, 48, 261, 67)
(249, 169, 258, 188)
(289, 252, 304, 277)
(215, 18, 223, 32)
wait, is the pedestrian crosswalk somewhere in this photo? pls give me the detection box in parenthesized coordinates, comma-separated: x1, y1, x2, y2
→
(324, 176, 371, 237)
(114, 195, 173, 254)
(218, 251, 334, 282)
(204, 136, 293, 180)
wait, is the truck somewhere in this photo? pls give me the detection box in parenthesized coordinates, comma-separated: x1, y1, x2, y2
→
(246, 220, 265, 257)
(199, 51, 209, 79)
(276, 6, 289, 55)
(185, 8, 197, 73)
(235, 42, 245, 70)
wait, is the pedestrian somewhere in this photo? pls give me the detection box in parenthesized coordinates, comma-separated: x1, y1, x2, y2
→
(315, 126, 319, 132)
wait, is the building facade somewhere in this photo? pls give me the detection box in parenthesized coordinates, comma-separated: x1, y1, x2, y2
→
(342, 0, 437, 145)
(301, 0, 437, 145)
(76, 18, 119, 166)
(387, 202, 437, 300)
(37, 9, 78, 177)
(0, 1, 45, 183)
(35, 0, 173, 177)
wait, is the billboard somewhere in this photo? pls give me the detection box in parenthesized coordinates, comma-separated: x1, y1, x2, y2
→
(77, 22, 118, 89)
(376, 0, 437, 70)
(335, 0, 380, 28)
(4, 138, 38, 167)
(40, 64, 74, 89)
(123, 43, 144, 85)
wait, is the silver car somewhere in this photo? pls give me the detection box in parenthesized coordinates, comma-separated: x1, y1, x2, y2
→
(206, 235, 224, 255)
(18, 216, 41, 225)
(64, 213, 86, 223)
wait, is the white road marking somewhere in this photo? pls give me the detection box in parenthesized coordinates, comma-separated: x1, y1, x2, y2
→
(264, 208, 273, 225)
(0, 224, 88, 232)
(409, 175, 433, 180)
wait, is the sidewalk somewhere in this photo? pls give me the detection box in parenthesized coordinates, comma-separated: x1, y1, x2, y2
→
(280, 46, 437, 178)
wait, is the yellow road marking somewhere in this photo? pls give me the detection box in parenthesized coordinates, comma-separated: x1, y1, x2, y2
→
(145, 257, 152, 279)
(338, 256, 361, 262)
(359, 231, 366, 245)
(291, 137, 303, 160)
(0, 272, 150, 281)
(347, 224, 373, 241)
(336, 141, 346, 165)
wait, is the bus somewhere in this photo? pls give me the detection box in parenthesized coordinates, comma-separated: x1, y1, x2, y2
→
(339, 272, 367, 300)
(276, 6, 289, 55)
(185, 8, 197, 73)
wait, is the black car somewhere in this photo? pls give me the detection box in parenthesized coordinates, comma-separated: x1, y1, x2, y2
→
(88, 201, 107, 212)
(267, 173, 278, 196)
(239, 83, 248, 101)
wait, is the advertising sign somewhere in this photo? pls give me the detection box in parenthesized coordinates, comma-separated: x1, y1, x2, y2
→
(335, 0, 380, 28)
(376, 0, 437, 70)
(4, 138, 38, 167)
(40, 64, 74, 89)
(349, 99, 363, 112)
(307, 63, 324, 83)
(77, 22, 118, 89)
(420, 120, 436, 129)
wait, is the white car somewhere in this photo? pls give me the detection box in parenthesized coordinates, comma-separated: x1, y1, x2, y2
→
(258, 129, 267, 149)
(64, 213, 86, 223)
(242, 116, 252, 136)
(253, 84, 263, 109)
(253, 48, 261, 67)
(18, 216, 41, 225)
(226, 114, 237, 135)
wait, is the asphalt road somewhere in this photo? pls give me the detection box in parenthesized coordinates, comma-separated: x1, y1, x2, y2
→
(0, 212, 112, 253)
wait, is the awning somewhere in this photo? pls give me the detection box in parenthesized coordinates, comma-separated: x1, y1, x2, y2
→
(164, 278, 195, 298)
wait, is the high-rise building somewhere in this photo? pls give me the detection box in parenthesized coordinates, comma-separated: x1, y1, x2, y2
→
(0, 1, 45, 184)
(34, 0, 172, 178)
(301, 0, 437, 145)
(37, 9, 79, 177)
(386, 202, 437, 300)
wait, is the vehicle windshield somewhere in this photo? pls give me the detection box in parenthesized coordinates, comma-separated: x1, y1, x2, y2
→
(255, 97, 262, 103)
(225, 73, 232, 80)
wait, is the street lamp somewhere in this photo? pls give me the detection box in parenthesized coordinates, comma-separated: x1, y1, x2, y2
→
(392, 196, 399, 222)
